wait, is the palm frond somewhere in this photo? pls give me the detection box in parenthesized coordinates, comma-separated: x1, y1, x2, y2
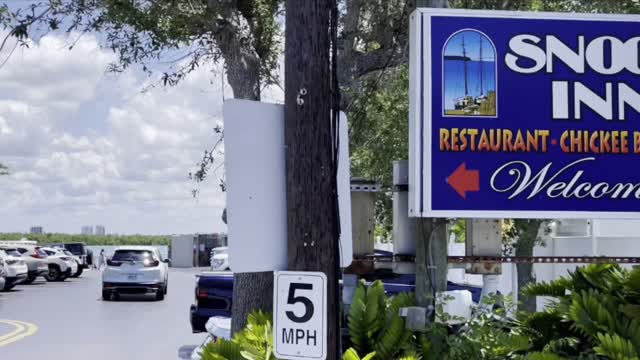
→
(542, 337, 580, 354)
(594, 333, 640, 360)
(522, 279, 571, 298)
(365, 280, 386, 335)
(386, 292, 416, 326)
(624, 268, 640, 296)
(202, 339, 243, 360)
(621, 304, 640, 321)
(521, 352, 569, 360)
(348, 295, 370, 354)
(616, 317, 640, 355)
(569, 290, 617, 338)
(374, 315, 409, 360)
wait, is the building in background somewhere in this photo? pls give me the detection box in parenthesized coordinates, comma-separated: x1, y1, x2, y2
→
(95, 225, 106, 236)
(81, 226, 94, 235)
(170, 233, 228, 268)
(29, 226, 43, 234)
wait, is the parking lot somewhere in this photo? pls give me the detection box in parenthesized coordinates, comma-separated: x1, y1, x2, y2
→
(0, 268, 206, 359)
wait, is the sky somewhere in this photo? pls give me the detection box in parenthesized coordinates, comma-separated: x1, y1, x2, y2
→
(0, 30, 283, 235)
(444, 30, 496, 62)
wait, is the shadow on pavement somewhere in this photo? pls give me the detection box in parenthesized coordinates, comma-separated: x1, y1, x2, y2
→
(178, 345, 198, 360)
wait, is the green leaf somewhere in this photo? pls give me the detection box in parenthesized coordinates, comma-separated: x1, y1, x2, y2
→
(522, 279, 571, 298)
(374, 315, 408, 359)
(594, 333, 640, 360)
(365, 280, 386, 334)
(341, 348, 376, 360)
(521, 352, 569, 360)
(569, 290, 618, 338)
(348, 282, 370, 354)
(386, 292, 416, 326)
(202, 338, 243, 360)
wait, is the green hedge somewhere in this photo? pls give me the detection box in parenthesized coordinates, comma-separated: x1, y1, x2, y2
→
(0, 233, 170, 246)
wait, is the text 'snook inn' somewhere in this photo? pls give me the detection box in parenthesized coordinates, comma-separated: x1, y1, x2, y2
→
(409, 9, 640, 219)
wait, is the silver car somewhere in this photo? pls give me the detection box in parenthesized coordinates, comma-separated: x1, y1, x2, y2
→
(0, 245, 49, 284)
(0, 258, 6, 291)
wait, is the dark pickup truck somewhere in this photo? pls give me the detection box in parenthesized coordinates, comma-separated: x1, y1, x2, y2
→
(190, 271, 482, 333)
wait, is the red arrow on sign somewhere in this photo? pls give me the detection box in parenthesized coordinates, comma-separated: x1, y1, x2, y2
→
(446, 162, 479, 199)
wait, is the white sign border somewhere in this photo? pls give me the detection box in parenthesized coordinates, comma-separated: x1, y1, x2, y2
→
(273, 271, 328, 360)
(410, 8, 640, 220)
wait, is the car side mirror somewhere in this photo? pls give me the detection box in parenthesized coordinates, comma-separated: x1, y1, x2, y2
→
(163, 258, 171, 265)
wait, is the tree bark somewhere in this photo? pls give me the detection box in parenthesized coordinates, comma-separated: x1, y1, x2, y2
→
(215, 7, 273, 335)
(514, 220, 543, 313)
(413, 0, 449, 317)
(416, 219, 448, 309)
(516, 262, 536, 311)
(285, 0, 340, 359)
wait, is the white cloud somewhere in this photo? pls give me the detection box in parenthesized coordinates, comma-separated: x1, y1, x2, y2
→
(0, 32, 228, 235)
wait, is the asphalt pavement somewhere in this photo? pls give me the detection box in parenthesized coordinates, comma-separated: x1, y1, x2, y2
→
(0, 268, 207, 359)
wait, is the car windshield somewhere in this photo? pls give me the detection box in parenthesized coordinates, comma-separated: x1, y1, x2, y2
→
(112, 250, 154, 262)
(35, 248, 48, 257)
(64, 244, 86, 255)
(1, 248, 21, 257)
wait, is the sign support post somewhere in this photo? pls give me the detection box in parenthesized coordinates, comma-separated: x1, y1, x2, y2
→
(414, 0, 450, 314)
(282, 1, 339, 359)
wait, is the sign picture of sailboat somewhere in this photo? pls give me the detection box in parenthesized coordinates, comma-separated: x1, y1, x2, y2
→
(443, 29, 497, 117)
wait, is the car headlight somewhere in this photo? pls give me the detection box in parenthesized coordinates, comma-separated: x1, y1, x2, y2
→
(212, 260, 224, 268)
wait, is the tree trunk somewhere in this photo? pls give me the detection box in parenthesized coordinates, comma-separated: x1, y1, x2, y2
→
(516, 261, 536, 312)
(514, 220, 543, 313)
(413, 0, 449, 317)
(217, 16, 273, 334)
(225, 59, 261, 101)
(231, 272, 274, 333)
(285, 0, 340, 359)
(416, 219, 448, 309)
(415, 0, 449, 9)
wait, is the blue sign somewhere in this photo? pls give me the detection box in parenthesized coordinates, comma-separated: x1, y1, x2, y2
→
(409, 9, 640, 219)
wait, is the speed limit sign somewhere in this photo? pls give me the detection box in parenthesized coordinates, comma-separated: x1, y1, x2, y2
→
(274, 271, 327, 360)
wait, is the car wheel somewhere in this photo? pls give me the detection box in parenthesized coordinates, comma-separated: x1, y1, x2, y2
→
(3, 284, 14, 291)
(23, 276, 36, 285)
(164, 281, 168, 295)
(102, 289, 111, 301)
(156, 287, 165, 301)
(45, 265, 60, 282)
(72, 266, 83, 278)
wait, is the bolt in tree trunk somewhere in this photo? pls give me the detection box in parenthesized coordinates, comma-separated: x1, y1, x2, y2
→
(285, 0, 340, 359)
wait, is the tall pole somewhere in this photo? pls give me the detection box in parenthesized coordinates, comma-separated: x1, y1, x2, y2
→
(414, 0, 449, 313)
(462, 36, 469, 96)
(479, 36, 484, 96)
(285, 1, 340, 359)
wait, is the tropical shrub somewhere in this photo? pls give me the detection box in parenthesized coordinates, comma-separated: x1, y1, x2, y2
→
(517, 264, 640, 360)
(204, 266, 640, 360)
(346, 280, 416, 359)
(202, 310, 276, 360)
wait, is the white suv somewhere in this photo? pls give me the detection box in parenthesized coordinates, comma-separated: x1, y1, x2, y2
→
(41, 247, 77, 281)
(102, 246, 169, 301)
(0, 248, 28, 291)
(0, 244, 49, 284)
(210, 247, 230, 271)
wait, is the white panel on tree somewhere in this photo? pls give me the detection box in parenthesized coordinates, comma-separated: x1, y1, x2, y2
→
(224, 99, 353, 273)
